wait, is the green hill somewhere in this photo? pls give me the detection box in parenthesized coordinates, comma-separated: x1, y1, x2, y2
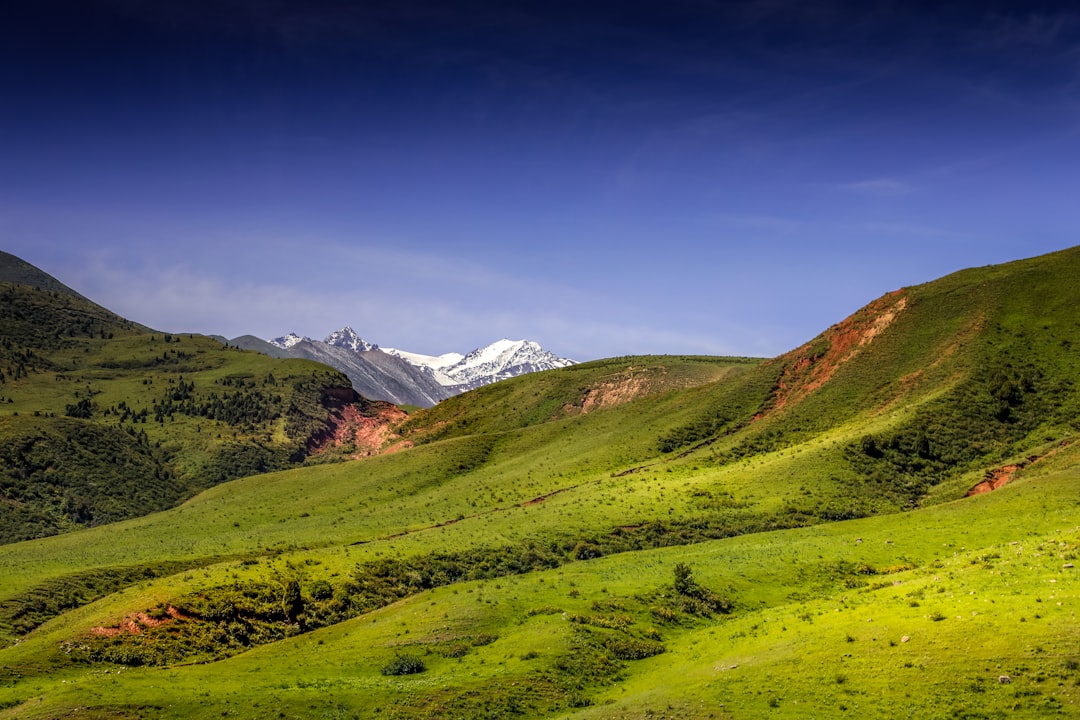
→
(1, 246, 1080, 718)
(0, 274, 377, 543)
(0, 250, 100, 304)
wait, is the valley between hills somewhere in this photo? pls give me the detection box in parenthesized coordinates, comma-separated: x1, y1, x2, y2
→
(2, 246, 1080, 718)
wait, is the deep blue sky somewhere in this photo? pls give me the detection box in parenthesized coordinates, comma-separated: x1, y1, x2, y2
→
(2, 1, 1078, 360)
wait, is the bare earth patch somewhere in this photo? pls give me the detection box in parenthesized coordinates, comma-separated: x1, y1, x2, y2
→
(560, 366, 667, 417)
(758, 290, 908, 418)
(965, 440, 1074, 496)
(309, 401, 411, 458)
(91, 606, 187, 637)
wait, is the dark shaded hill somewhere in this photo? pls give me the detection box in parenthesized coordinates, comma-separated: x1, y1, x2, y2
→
(0, 251, 93, 300)
(0, 416, 172, 543)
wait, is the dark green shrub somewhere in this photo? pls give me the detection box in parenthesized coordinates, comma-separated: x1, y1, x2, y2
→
(671, 563, 733, 616)
(602, 635, 666, 660)
(573, 542, 602, 560)
(381, 654, 426, 676)
(309, 580, 333, 601)
(439, 643, 470, 658)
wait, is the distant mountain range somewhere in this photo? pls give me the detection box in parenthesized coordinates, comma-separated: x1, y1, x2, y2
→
(225, 327, 575, 407)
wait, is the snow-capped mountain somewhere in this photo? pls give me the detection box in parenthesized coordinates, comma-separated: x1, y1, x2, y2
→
(271, 327, 378, 353)
(269, 332, 305, 349)
(381, 348, 463, 386)
(382, 348, 464, 371)
(324, 326, 379, 353)
(452, 339, 574, 390)
(249, 328, 576, 407)
(386, 339, 576, 392)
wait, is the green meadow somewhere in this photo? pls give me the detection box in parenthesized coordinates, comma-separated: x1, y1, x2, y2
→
(2, 246, 1080, 717)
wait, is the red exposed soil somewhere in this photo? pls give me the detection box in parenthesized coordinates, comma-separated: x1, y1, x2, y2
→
(966, 465, 1021, 496)
(91, 606, 188, 637)
(308, 401, 411, 458)
(965, 440, 1073, 496)
(756, 290, 908, 419)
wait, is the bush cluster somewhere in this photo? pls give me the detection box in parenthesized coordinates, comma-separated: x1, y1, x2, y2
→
(381, 654, 427, 676)
(846, 356, 1069, 504)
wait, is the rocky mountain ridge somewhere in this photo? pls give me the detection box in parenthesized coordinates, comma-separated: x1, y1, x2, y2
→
(249, 326, 575, 406)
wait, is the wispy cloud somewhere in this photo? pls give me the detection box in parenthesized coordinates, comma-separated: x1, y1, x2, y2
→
(55, 239, 609, 355)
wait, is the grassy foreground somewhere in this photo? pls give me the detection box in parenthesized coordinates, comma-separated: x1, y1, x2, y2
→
(1, 447, 1078, 719)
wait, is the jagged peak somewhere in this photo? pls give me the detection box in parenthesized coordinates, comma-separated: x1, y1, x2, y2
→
(269, 332, 306, 349)
(324, 326, 379, 353)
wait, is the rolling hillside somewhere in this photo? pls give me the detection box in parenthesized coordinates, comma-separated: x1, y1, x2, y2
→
(1, 246, 1080, 718)
(0, 260, 387, 543)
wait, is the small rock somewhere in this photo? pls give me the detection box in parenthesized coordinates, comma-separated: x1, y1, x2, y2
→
(901, 635, 910, 643)
(1064, 563, 1074, 569)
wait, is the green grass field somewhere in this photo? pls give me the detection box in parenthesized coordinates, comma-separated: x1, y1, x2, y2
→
(2, 450, 1077, 719)
(2, 246, 1080, 718)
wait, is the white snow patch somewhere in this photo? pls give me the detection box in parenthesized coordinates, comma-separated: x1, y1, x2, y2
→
(269, 332, 306, 349)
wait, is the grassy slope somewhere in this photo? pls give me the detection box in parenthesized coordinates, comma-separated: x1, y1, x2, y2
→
(2, 450, 1077, 719)
(1, 246, 1080, 717)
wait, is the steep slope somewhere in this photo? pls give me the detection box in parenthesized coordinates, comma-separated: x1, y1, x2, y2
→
(0, 250, 96, 303)
(246, 329, 454, 407)
(655, 245, 1080, 506)
(2, 246, 1080, 718)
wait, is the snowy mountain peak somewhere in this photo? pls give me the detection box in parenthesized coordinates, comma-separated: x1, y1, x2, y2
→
(269, 332, 306, 349)
(444, 339, 575, 390)
(462, 339, 529, 364)
(383, 348, 465, 370)
(324, 326, 378, 353)
(385, 338, 574, 391)
(265, 329, 574, 402)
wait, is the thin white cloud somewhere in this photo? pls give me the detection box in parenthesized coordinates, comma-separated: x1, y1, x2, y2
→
(55, 239, 620, 356)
